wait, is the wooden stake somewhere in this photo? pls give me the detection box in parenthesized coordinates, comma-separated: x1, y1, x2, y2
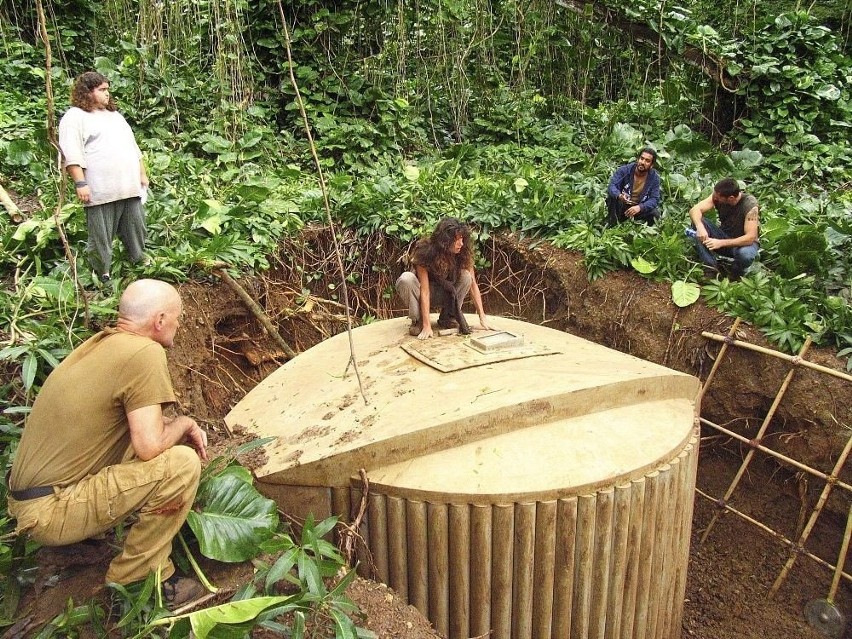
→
(213, 268, 296, 360)
(699, 337, 813, 545)
(0, 183, 23, 223)
(771, 433, 852, 595)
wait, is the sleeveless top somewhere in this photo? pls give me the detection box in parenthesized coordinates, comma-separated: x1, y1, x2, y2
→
(717, 193, 758, 238)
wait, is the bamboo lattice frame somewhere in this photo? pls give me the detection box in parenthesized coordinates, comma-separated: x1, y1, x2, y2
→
(697, 319, 852, 597)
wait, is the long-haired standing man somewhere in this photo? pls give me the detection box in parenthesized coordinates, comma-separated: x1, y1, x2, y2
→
(58, 71, 149, 283)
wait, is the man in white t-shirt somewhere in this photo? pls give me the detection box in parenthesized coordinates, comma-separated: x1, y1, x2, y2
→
(59, 72, 149, 283)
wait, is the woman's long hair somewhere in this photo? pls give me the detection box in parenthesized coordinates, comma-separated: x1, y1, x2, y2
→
(428, 217, 473, 277)
(70, 71, 117, 112)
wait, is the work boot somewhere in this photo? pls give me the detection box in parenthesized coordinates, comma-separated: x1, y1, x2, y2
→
(161, 574, 205, 610)
(702, 265, 720, 280)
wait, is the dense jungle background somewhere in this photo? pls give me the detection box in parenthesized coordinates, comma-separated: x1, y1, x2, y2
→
(1, 0, 852, 636)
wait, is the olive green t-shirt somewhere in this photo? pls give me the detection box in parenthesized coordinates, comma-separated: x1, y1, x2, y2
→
(10, 330, 176, 490)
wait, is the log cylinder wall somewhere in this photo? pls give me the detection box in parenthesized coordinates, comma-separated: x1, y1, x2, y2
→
(354, 431, 698, 639)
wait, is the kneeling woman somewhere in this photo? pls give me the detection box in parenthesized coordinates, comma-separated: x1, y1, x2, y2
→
(396, 217, 493, 340)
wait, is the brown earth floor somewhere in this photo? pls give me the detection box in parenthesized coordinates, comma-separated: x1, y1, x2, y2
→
(7, 229, 852, 638)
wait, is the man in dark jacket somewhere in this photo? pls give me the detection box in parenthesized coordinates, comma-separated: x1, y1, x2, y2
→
(605, 147, 661, 226)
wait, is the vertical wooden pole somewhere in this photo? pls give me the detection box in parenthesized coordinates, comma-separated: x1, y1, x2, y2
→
(533, 500, 557, 639)
(387, 495, 408, 602)
(470, 504, 493, 638)
(449, 503, 471, 639)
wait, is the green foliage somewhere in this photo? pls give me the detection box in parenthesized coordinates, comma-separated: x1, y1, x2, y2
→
(33, 599, 104, 639)
(734, 13, 850, 141)
(243, 515, 365, 639)
(1, 1, 852, 633)
(186, 470, 279, 563)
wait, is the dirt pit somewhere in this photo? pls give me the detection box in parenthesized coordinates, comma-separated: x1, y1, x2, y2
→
(10, 229, 852, 638)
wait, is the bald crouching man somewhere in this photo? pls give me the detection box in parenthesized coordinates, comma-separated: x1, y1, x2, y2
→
(8, 279, 207, 608)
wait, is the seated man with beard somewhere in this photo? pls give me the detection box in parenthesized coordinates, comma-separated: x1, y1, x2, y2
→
(605, 147, 662, 226)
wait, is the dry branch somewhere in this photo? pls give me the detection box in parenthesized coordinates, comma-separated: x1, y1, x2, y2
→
(214, 268, 297, 360)
(0, 183, 24, 223)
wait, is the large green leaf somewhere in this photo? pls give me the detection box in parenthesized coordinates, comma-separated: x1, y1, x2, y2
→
(760, 217, 789, 243)
(672, 281, 700, 307)
(187, 595, 299, 638)
(186, 474, 279, 562)
(776, 226, 830, 278)
(731, 149, 763, 168)
(630, 256, 658, 274)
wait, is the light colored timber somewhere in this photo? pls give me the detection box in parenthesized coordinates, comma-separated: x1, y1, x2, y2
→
(228, 317, 700, 639)
(448, 504, 471, 639)
(701, 330, 852, 382)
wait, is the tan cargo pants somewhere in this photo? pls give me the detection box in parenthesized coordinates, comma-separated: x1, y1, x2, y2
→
(8, 445, 200, 585)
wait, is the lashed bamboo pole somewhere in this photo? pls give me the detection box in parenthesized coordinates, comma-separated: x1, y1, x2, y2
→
(699, 337, 813, 544)
(699, 417, 852, 493)
(702, 331, 852, 383)
(826, 502, 852, 604)
(771, 432, 852, 595)
(697, 318, 741, 404)
(695, 488, 852, 583)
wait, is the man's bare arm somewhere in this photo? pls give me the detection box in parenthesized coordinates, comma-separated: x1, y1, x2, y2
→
(688, 194, 715, 240)
(139, 158, 149, 188)
(128, 404, 208, 462)
(66, 164, 91, 204)
(468, 268, 493, 331)
(704, 207, 759, 250)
